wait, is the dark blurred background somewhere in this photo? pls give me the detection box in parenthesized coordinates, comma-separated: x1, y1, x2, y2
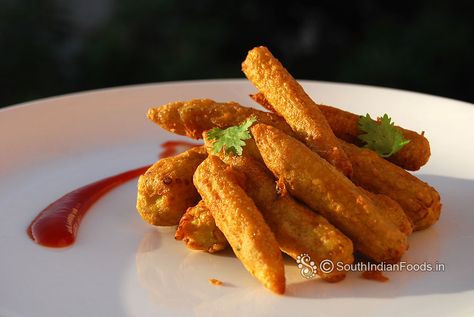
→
(1, 0, 473, 107)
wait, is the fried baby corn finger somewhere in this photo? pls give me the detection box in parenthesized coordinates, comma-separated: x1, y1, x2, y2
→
(250, 92, 431, 171)
(194, 156, 285, 294)
(242, 46, 352, 176)
(252, 123, 408, 263)
(362, 189, 413, 236)
(314, 104, 430, 171)
(221, 154, 354, 282)
(147, 98, 294, 139)
(175, 200, 228, 253)
(136, 146, 207, 226)
(341, 141, 441, 231)
(249, 92, 275, 113)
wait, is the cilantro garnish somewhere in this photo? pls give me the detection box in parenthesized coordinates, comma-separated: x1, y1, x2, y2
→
(358, 114, 410, 157)
(207, 116, 257, 156)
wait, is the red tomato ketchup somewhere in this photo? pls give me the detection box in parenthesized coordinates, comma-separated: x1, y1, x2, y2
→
(27, 141, 199, 248)
(27, 165, 150, 248)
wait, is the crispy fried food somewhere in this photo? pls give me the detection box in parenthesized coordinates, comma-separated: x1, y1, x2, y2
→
(148, 99, 439, 230)
(362, 189, 413, 236)
(249, 92, 275, 113)
(250, 92, 431, 171)
(204, 132, 353, 281)
(175, 200, 228, 253)
(148, 98, 294, 139)
(341, 141, 441, 231)
(193, 156, 285, 294)
(319, 105, 431, 171)
(242, 46, 352, 177)
(148, 98, 291, 162)
(221, 129, 413, 236)
(208, 278, 223, 286)
(221, 154, 354, 282)
(218, 130, 411, 237)
(251, 123, 408, 263)
(136, 146, 207, 226)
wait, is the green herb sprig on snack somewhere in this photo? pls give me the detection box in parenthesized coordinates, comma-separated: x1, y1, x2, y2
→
(207, 116, 257, 156)
(358, 114, 410, 158)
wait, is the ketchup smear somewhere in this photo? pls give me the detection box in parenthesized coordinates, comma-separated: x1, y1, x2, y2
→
(27, 140, 200, 248)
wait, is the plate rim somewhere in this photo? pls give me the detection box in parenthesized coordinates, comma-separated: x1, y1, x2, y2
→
(1, 78, 472, 114)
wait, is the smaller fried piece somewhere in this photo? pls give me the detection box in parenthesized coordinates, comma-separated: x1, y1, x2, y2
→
(208, 278, 223, 286)
(250, 92, 431, 171)
(362, 190, 413, 236)
(194, 156, 285, 294)
(136, 146, 207, 226)
(341, 141, 441, 230)
(249, 92, 276, 113)
(318, 105, 430, 171)
(242, 46, 352, 176)
(148, 98, 294, 139)
(175, 200, 228, 253)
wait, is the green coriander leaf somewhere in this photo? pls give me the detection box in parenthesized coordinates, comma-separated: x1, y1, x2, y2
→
(358, 114, 410, 157)
(207, 116, 257, 156)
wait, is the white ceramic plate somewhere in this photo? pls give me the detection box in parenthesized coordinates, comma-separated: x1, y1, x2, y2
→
(1, 80, 473, 317)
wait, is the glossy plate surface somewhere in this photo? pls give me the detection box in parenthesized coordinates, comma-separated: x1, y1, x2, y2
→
(1, 80, 473, 317)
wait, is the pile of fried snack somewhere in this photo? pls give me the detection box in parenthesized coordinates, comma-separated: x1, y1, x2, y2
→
(136, 46, 441, 294)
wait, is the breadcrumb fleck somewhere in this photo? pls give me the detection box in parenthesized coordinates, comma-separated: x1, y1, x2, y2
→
(208, 278, 223, 286)
(362, 270, 389, 282)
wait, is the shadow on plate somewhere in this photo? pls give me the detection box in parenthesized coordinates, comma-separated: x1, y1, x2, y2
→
(135, 175, 474, 304)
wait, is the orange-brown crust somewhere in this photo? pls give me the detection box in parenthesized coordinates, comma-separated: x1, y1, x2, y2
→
(362, 189, 413, 236)
(147, 98, 294, 140)
(251, 123, 408, 263)
(208, 278, 223, 286)
(193, 156, 285, 294)
(175, 200, 228, 253)
(249, 93, 277, 113)
(341, 141, 441, 231)
(136, 146, 207, 226)
(318, 104, 431, 171)
(251, 92, 431, 171)
(242, 46, 352, 177)
(149, 100, 439, 230)
(362, 270, 389, 282)
(221, 155, 354, 282)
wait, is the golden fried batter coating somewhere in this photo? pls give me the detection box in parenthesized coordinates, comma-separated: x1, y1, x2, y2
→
(314, 104, 430, 171)
(251, 123, 408, 263)
(147, 98, 294, 139)
(194, 156, 285, 294)
(249, 92, 276, 113)
(203, 131, 353, 279)
(250, 92, 431, 171)
(221, 154, 354, 282)
(136, 146, 207, 226)
(362, 189, 413, 236)
(242, 46, 352, 177)
(175, 200, 228, 253)
(341, 142, 441, 231)
(149, 100, 438, 230)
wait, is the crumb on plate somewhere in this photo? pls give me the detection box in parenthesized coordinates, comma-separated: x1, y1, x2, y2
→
(208, 278, 223, 286)
(361, 270, 389, 282)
